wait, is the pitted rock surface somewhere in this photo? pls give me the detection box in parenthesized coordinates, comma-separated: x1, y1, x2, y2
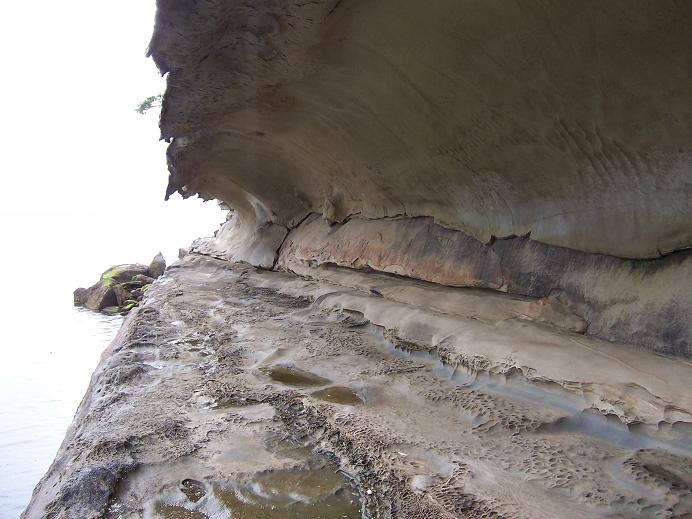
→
(24, 256, 692, 518)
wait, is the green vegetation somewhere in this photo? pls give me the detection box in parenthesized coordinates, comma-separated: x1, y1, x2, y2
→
(135, 94, 163, 115)
(121, 300, 138, 312)
(101, 267, 124, 288)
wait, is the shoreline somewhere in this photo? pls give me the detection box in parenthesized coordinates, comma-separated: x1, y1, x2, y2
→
(23, 254, 692, 518)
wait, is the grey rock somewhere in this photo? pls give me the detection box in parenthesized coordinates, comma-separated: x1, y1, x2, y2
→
(112, 284, 133, 307)
(148, 252, 166, 278)
(73, 260, 159, 315)
(132, 274, 156, 285)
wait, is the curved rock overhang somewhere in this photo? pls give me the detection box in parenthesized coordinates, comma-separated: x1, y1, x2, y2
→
(148, 0, 692, 356)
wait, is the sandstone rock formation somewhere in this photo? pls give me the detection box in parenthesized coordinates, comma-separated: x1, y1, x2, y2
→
(278, 215, 692, 356)
(24, 257, 692, 518)
(73, 253, 166, 315)
(23, 2, 692, 517)
(147, 0, 691, 356)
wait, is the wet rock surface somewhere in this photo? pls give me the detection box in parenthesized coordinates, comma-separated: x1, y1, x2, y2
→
(27, 256, 692, 518)
(143, 0, 692, 362)
(73, 253, 166, 316)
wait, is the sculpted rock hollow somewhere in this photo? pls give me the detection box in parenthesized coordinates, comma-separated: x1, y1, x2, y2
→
(148, 0, 691, 356)
(22, 4, 692, 516)
(149, 0, 690, 257)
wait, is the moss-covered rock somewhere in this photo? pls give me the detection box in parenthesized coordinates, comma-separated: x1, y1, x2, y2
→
(148, 252, 166, 278)
(120, 300, 138, 314)
(100, 265, 149, 288)
(73, 255, 166, 316)
(101, 267, 125, 288)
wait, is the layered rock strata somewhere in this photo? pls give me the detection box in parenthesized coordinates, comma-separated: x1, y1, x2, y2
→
(278, 215, 692, 357)
(25, 1, 692, 516)
(146, 0, 692, 356)
(23, 256, 692, 518)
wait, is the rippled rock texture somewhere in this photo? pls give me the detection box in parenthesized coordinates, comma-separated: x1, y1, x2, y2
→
(278, 215, 692, 356)
(147, 0, 691, 356)
(24, 2, 692, 517)
(23, 256, 692, 518)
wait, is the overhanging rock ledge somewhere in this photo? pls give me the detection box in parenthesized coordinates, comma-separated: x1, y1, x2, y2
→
(148, 0, 691, 356)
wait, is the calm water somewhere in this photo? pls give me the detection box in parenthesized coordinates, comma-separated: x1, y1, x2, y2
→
(0, 0, 226, 515)
(0, 210, 222, 518)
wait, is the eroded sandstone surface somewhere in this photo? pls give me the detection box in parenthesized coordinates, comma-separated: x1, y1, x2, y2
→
(146, 0, 691, 356)
(26, 1, 692, 517)
(149, 0, 691, 259)
(24, 255, 692, 518)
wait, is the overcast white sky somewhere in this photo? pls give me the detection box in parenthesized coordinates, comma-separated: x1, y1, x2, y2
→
(0, 5, 227, 512)
(0, 6, 228, 513)
(0, 1, 223, 226)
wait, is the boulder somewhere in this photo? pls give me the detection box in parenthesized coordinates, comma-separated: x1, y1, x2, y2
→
(112, 284, 133, 307)
(130, 287, 144, 300)
(71, 280, 117, 312)
(148, 252, 166, 278)
(74, 256, 163, 316)
(73, 287, 89, 306)
(132, 274, 156, 285)
(101, 264, 150, 287)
